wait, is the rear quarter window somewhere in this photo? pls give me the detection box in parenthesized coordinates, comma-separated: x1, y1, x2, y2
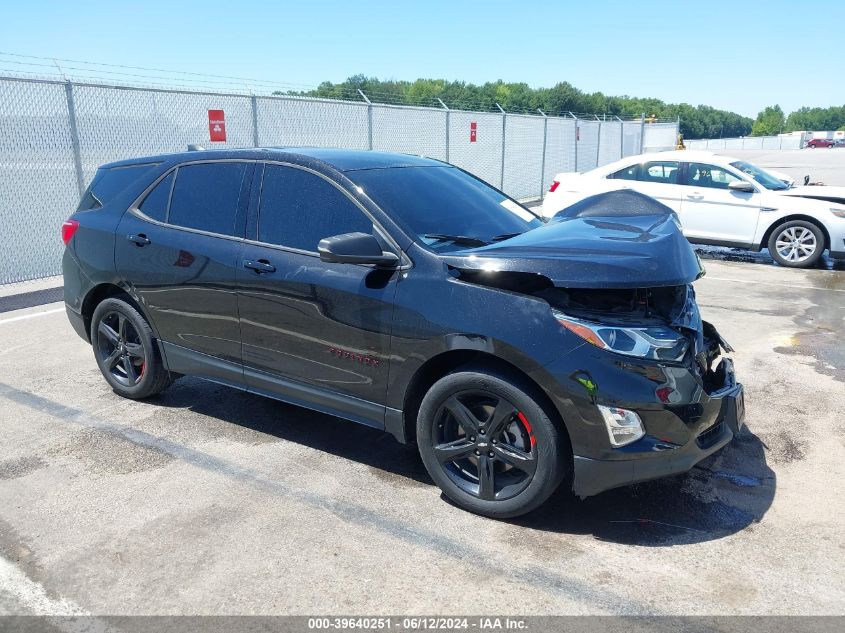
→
(609, 165, 638, 180)
(138, 171, 174, 222)
(77, 163, 159, 211)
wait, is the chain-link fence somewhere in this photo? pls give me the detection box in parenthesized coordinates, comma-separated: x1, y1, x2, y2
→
(0, 75, 678, 285)
(686, 135, 804, 151)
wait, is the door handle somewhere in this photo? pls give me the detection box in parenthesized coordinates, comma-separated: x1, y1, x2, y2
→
(243, 259, 276, 274)
(686, 193, 704, 200)
(127, 233, 151, 247)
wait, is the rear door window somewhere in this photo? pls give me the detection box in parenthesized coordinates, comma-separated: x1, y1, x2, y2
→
(77, 163, 159, 211)
(168, 162, 249, 236)
(637, 161, 679, 184)
(686, 163, 744, 190)
(257, 165, 373, 252)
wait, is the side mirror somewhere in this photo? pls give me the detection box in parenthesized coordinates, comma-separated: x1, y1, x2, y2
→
(318, 232, 399, 267)
(728, 180, 755, 193)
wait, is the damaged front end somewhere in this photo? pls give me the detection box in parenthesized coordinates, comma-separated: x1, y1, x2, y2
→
(536, 283, 734, 396)
(442, 190, 735, 398)
(441, 191, 744, 495)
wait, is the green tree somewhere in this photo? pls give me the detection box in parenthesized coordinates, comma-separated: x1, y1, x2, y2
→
(785, 106, 845, 132)
(750, 105, 785, 136)
(277, 75, 756, 138)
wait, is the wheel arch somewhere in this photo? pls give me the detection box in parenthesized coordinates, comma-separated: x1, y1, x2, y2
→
(761, 214, 831, 252)
(400, 349, 570, 448)
(81, 283, 157, 342)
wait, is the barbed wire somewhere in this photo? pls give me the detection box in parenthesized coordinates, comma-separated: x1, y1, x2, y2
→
(0, 51, 315, 91)
(0, 52, 678, 122)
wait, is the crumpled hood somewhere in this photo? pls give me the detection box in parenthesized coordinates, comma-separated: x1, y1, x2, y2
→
(441, 190, 705, 289)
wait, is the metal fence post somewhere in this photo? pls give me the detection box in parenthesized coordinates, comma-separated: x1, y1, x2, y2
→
(63, 81, 85, 198)
(538, 109, 548, 198)
(358, 89, 373, 150)
(640, 112, 646, 153)
(569, 112, 578, 172)
(251, 95, 259, 147)
(438, 98, 450, 163)
(615, 115, 624, 158)
(595, 115, 602, 167)
(496, 103, 506, 190)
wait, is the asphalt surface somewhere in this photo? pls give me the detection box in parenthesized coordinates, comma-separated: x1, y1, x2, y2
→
(717, 148, 845, 187)
(0, 259, 843, 616)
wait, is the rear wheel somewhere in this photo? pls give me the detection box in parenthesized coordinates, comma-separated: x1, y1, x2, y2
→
(91, 297, 172, 399)
(417, 367, 568, 518)
(768, 220, 825, 268)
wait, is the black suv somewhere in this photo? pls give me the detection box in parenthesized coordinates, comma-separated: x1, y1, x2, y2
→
(62, 148, 744, 518)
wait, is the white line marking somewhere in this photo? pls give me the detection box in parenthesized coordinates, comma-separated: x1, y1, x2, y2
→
(704, 276, 845, 293)
(0, 307, 64, 325)
(0, 556, 84, 616)
(0, 557, 120, 632)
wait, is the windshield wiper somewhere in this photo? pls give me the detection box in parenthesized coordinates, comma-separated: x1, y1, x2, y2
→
(490, 232, 524, 242)
(423, 233, 489, 246)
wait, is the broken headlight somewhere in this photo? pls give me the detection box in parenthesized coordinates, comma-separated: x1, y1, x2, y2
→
(552, 309, 688, 362)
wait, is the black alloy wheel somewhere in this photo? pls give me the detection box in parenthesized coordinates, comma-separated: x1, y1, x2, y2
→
(432, 391, 537, 501)
(417, 367, 568, 518)
(90, 296, 173, 399)
(96, 310, 146, 387)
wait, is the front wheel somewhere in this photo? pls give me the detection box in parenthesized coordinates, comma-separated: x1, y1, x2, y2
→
(416, 367, 568, 518)
(768, 220, 825, 268)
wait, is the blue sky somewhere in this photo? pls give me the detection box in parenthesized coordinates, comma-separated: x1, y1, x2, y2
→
(0, 0, 840, 117)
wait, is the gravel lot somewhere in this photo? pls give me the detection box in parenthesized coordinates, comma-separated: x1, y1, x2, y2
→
(0, 259, 843, 616)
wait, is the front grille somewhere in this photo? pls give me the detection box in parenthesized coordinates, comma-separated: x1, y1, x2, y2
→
(696, 421, 725, 449)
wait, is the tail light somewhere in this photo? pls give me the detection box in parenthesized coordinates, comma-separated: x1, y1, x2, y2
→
(548, 180, 560, 193)
(61, 219, 80, 245)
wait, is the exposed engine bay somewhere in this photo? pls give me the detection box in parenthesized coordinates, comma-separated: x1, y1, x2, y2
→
(452, 267, 734, 395)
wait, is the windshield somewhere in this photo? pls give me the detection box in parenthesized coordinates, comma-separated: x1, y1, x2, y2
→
(729, 160, 789, 190)
(348, 166, 543, 252)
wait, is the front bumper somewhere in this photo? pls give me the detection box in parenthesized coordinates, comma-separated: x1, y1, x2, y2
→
(572, 380, 743, 497)
(827, 226, 845, 260)
(543, 332, 745, 498)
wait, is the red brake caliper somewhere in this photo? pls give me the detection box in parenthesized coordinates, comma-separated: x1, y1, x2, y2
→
(516, 411, 536, 447)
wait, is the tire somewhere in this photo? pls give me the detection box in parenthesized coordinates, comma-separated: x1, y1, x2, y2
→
(767, 220, 825, 268)
(90, 297, 173, 399)
(416, 366, 569, 518)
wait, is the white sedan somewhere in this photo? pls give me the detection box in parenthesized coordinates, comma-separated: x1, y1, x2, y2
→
(541, 150, 845, 268)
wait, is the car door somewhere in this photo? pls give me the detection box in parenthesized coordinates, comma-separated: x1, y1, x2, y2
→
(115, 160, 253, 383)
(607, 160, 685, 214)
(678, 162, 761, 245)
(236, 162, 399, 427)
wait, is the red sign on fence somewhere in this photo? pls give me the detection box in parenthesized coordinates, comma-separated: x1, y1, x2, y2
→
(470, 121, 477, 143)
(208, 109, 226, 142)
